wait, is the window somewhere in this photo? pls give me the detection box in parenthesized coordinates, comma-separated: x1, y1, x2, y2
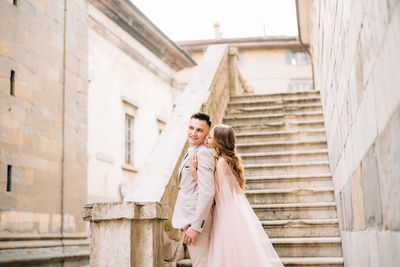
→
(286, 51, 311, 65)
(7, 165, 12, 192)
(10, 70, 15, 96)
(125, 114, 134, 165)
(13, 0, 17, 6)
(121, 96, 139, 168)
(288, 79, 313, 92)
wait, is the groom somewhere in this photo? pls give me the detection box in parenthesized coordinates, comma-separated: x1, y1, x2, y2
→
(172, 112, 216, 267)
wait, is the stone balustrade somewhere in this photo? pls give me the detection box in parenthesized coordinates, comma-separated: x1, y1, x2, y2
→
(83, 202, 168, 266)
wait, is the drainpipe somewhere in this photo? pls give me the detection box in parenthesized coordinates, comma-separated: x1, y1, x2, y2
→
(61, 0, 67, 252)
(295, 0, 316, 90)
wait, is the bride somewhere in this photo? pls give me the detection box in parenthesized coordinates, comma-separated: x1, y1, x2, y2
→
(190, 124, 283, 267)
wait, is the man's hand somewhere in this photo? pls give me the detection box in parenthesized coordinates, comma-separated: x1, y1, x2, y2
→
(184, 226, 200, 246)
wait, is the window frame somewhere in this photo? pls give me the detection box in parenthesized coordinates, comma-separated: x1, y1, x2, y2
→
(121, 97, 139, 168)
(125, 114, 135, 165)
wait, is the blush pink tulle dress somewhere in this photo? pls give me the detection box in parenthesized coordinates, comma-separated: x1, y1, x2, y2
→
(207, 157, 283, 267)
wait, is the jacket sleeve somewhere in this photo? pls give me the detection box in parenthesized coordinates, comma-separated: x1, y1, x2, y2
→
(190, 148, 216, 232)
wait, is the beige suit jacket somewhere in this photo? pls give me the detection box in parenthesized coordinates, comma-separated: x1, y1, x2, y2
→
(172, 144, 216, 232)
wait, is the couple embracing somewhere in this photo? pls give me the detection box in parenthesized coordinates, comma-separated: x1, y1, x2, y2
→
(172, 112, 283, 267)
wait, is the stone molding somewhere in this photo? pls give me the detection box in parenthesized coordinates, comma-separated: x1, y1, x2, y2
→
(83, 201, 168, 222)
(89, 15, 175, 85)
(89, 0, 195, 70)
(179, 37, 307, 52)
(121, 96, 140, 110)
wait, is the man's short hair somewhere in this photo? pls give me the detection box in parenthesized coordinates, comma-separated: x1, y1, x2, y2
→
(191, 112, 212, 127)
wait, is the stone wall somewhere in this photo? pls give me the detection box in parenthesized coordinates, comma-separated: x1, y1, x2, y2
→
(310, 1, 400, 266)
(0, 0, 89, 264)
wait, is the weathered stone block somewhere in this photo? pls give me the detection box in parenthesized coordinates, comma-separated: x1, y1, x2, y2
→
(33, 0, 47, 11)
(84, 201, 168, 267)
(351, 231, 370, 267)
(0, 37, 8, 57)
(376, 103, 400, 230)
(367, 230, 380, 267)
(350, 165, 366, 230)
(377, 230, 400, 267)
(361, 144, 383, 229)
(14, 82, 33, 103)
(341, 179, 353, 231)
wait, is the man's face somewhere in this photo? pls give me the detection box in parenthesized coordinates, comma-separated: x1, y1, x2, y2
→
(187, 118, 210, 147)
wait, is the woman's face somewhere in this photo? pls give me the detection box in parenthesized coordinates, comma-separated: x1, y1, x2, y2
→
(205, 127, 216, 149)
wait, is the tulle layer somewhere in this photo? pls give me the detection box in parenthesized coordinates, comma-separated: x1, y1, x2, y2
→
(207, 158, 283, 267)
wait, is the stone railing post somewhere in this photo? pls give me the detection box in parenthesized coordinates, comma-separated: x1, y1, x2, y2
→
(83, 202, 168, 267)
(228, 47, 240, 95)
(228, 47, 249, 95)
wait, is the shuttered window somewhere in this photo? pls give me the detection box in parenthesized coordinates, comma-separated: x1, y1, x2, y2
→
(286, 51, 311, 65)
(125, 114, 134, 165)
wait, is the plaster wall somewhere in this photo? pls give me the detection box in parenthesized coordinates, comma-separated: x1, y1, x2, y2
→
(182, 47, 312, 94)
(87, 5, 178, 203)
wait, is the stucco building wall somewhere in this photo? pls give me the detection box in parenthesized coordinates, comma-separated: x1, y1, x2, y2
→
(237, 48, 312, 93)
(180, 40, 313, 94)
(87, 5, 179, 203)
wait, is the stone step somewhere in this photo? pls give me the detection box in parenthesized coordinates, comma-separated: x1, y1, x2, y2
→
(281, 257, 344, 266)
(230, 90, 320, 102)
(271, 237, 342, 257)
(237, 139, 327, 153)
(240, 149, 329, 164)
(226, 103, 323, 116)
(228, 96, 322, 109)
(252, 202, 338, 221)
(263, 219, 340, 238)
(246, 187, 334, 205)
(236, 129, 327, 143)
(246, 174, 333, 190)
(224, 112, 324, 125)
(176, 259, 191, 266)
(177, 257, 344, 267)
(244, 161, 330, 176)
(232, 120, 325, 133)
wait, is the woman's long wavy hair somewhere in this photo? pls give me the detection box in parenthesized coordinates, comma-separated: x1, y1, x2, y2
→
(213, 124, 246, 191)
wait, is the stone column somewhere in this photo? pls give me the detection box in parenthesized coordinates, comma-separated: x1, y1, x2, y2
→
(83, 201, 168, 267)
(228, 47, 240, 95)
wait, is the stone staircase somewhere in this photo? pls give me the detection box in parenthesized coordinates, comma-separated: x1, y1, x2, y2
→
(177, 90, 343, 267)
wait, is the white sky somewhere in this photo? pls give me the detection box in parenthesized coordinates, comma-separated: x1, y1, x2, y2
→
(131, 0, 299, 41)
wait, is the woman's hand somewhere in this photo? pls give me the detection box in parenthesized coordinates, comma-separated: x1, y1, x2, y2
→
(190, 150, 198, 181)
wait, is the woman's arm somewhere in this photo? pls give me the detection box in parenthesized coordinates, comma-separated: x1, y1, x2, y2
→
(190, 151, 198, 182)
